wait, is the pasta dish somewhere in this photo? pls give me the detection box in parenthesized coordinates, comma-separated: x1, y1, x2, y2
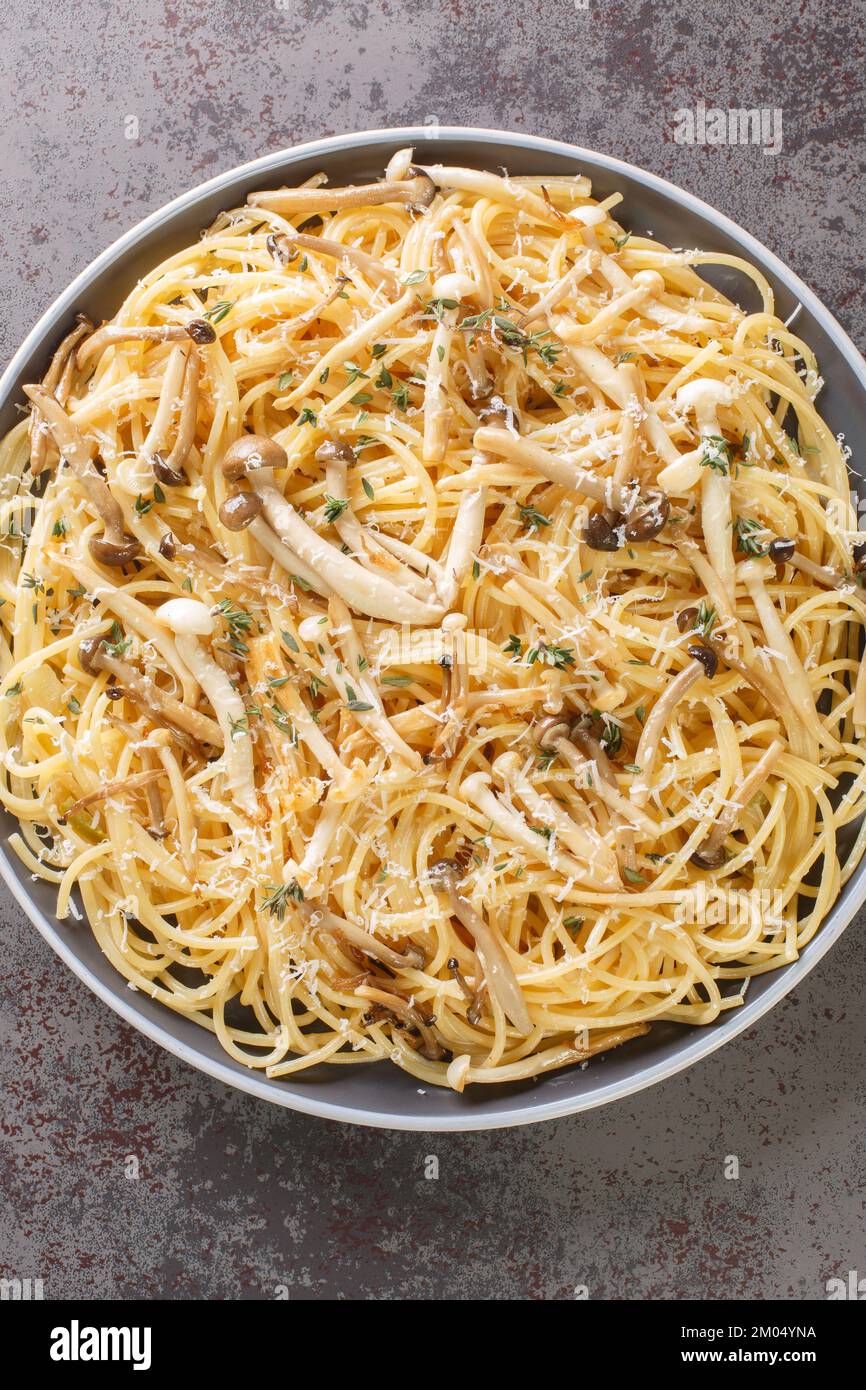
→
(2, 148, 864, 1091)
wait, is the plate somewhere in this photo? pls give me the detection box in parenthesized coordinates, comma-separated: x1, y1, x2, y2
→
(2, 126, 865, 1130)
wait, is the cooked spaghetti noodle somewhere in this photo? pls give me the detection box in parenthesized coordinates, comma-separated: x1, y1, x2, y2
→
(2, 150, 865, 1090)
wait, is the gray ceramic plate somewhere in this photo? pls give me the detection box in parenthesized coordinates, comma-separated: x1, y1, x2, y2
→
(2, 126, 865, 1131)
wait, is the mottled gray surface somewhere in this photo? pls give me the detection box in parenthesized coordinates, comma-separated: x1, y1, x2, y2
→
(2, 0, 865, 1301)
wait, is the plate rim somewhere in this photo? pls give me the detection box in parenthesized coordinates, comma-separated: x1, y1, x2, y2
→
(2, 123, 865, 1132)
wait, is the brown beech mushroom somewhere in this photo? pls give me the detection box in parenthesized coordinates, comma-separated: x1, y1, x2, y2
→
(428, 858, 533, 1035)
(221, 433, 288, 481)
(150, 346, 201, 486)
(250, 167, 437, 216)
(22, 386, 141, 568)
(767, 535, 854, 590)
(355, 985, 446, 1061)
(78, 634, 222, 751)
(76, 318, 215, 368)
(218, 491, 264, 532)
(267, 230, 399, 294)
(29, 313, 93, 476)
(297, 898, 426, 972)
(690, 738, 785, 869)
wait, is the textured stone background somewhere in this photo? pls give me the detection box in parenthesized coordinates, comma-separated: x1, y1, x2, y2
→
(2, 0, 865, 1300)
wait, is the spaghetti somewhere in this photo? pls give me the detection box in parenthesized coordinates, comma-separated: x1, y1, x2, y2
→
(2, 148, 865, 1090)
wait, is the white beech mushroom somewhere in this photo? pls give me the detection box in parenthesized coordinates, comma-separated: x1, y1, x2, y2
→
(631, 644, 718, 808)
(427, 858, 533, 1035)
(22, 386, 142, 567)
(492, 751, 622, 888)
(29, 314, 93, 476)
(739, 558, 840, 756)
(550, 269, 665, 344)
(690, 738, 785, 869)
(672, 379, 736, 604)
(76, 317, 215, 368)
(156, 598, 258, 817)
(460, 769, 620, 892)
(267, 229, 399, 295)
(249, 167, 437, 215)
(298, 608, 422, 771)
(472, 425, 628, 509)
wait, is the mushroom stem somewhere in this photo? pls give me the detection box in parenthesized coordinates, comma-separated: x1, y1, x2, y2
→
(461, 769, 620, 891)
(250, 474, 446, 625)
(472, 425, 627, 509)
(59, 768, 164, 822)
(298, 899, 426, 971)
(268, 230, 399, 295)
(22, 386, 141, 567)
(29, 314, 93, 476)
(78, 636, 222, 750)
(551, 269, 664, 344)
(631, 647, 717, 807)
(250, 168, 437, 215)
(355, 985, 445, 1061)
(519, 249, 600, 328)
(428, 859, 533, 1035)
(427, 614, 469, 763)
(156, 346, 200, 482)
(492, 752, 622, 887)
(740, 559, 840, 756)
(76, 318, 215, 368)
(690, 739, 785, 869)
(157, 599, 258, 817)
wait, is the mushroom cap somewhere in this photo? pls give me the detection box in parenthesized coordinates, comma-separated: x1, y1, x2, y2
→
(315, 438, 356, 467)
(428, 857, 461, 885)
(78, 635, 105, 674)
(88, 534, 142, 568)
(222, 433, 288, 480)
(185, 319, 217, 345)
(157, 597, 215, 637)
(687, 643, 718, 679)
(218, 490, 264, 532)
(152, 453, 188, 487)
(405, 167, 437, 211)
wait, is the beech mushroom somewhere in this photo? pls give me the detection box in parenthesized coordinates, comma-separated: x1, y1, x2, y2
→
(472, 425, 628, 509)
(29, 313, 93, 476)
(152, 347, 201, 485)
(249, 167, 437, 215)
(355, 984, 445, 1061)
(428, 858, 533, 1035)
(767, 536, 855, 590)
(243, 463, 446, 624)
(690, 738, 785, 869)
(22, 386, 141, 567)
(221, 433, 288, 481)
(739, 558, 840, 756)
(156, 599, 257, 817)
(78, 635, 222, 751)
(76, 318, 215, 368)
(267, 230, 399, 295)
(537, 715, 658, 840)
(551, 269, 664, 344)
(461, 768, 620, 892)
(297, 898, 426, 971)
(426, 614, 469, 763)
(631, 644, 718, 808)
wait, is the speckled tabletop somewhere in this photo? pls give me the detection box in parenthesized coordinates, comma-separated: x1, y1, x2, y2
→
(2, 0, 865, 1301)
